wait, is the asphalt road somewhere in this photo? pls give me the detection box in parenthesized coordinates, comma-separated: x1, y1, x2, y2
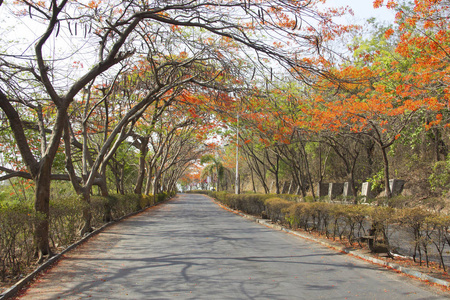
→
(18, 193, 448, 299)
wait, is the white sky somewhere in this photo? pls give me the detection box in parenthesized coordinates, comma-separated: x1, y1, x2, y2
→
(0, 0, 396, 83)
(326, 0, 396, 24)
(0, 1, 396, 52)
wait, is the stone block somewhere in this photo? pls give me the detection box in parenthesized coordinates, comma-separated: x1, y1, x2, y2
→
(361, 182, 373, 199)
(343, 182, 354, 197)
(317, 183, 329, 198)
(328, 183, 344, 200)
(389, 179, 405, 196)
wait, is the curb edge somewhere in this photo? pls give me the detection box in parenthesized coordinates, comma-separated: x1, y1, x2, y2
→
(210, 197, 450, 288)
(0, 197, 175, 300)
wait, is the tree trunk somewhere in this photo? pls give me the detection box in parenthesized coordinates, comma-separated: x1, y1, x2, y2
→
(250, 167, 256, 193)
(98, 173, 113, 222)
(110, 161, 122, 194)
(275, 155, 280, 194)
(119, 166, 125, 194)
(433, 127, 448, 162)
(145, 163, 153, 195)
(348, 178, 357, 204)
(381, 147, 392, 199)
(216, 165, 220, 191)
(365, 138, 375, 178)
(297, 140, 314, 199)
(350, 162, 358, 204)
(134, 138, 149, 194)
(1, 91, 67, 263)
(34, 163, 52, 263)
(134, 161, 146, 194)
(152, 172, 160, 200)
(80, 189, 93, 236)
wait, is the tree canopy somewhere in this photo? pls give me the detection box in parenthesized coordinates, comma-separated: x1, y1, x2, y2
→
(1, 0, 450, 263)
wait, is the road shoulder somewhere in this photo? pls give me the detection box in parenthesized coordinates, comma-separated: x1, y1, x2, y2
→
(208, 196, 450, 291)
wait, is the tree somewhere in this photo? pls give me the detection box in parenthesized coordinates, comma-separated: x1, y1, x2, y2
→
(0, 0, 142, 259)
(321, 132, 364, 203)
(0, 0, 357, 259)
(200, 152, 229, 191)
(315, 0, 450, 197)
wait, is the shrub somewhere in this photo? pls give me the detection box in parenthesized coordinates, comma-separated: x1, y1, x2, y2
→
(285, 202, 310, 230)
(49, 195, 86, 247)
(329, 204, 346, 240)
(369, 206, 397, 253)
(156, 192, 168, 203)
(309, 202, 332, 235)
(212, 191, 228, 203)
(387, 195, 411, 208)
(113, 194, 135, 217)
(303, 195, 315, 203)
(342, 205, 371, 244)
(211, 191, 235, 209)
(277, 194, 302, 203)
(0, 191, 175, 282)
(398, 207, 432, 266)
(0, 201, 35, 281)
(423, 214, 450, 271)
(264, 198, 294, 223)
(235, 194, 268, 215)
(429, 158, 450, 197)
(141, 194, 153, 207)
(208, 190, 450, 268)
(90, 195, 109, 227)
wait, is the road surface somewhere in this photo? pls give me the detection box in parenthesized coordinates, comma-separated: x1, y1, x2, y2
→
(18, 193, 447, 299)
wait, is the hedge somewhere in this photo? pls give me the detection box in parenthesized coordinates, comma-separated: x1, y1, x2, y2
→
(1, 192, 174, 282)
(0, 201, 36, 281)
(202, 191, 450, 272)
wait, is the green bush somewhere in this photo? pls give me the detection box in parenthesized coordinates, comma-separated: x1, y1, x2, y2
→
(277, 194, 302, 203)
(423, 214, 450, 271)
(328, 204, 346, 240)
(398, 207, 432, 265)
(369, 206, 397, 252)
(309, 202, 332, 234)
(302, 195, 315, 203)
(234, 194, 267, 215)
(90, 195, 109, 227)
(113, 194, 142, 217)
(0, 201, 36, 281)
(141, 194, 153, 207)
(0, 190, 177, 282)
(429, 158, 450, 196)
(209, 191, 450, 271)
(387, 195, 411, 208)
(49, 195, 86, 247)
(342, 205, 371, 244)
(156, 192, 167, 203)
(264, 197, 294, 223)
(209, 191, 233, 208)
(285, 202, 310, 230)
